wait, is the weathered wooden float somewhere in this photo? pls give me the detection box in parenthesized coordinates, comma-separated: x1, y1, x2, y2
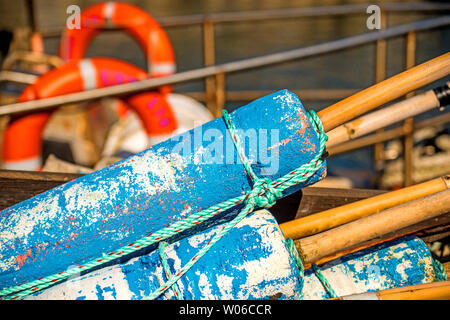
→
(21, 211, 446, 300)
(0, 170, 448, 300)
(0, 54, 449, 299)
(0, 88, 327, 290)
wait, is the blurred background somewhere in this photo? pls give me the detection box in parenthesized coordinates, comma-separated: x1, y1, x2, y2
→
(0, 0, 449, 190)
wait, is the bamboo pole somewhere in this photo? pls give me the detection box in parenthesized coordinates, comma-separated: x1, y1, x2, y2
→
(326, 88, 441, 147)
(444, 262, 450, 278)
(317, 51, 450, 131)
(294, 189, 450, 264)
(328, 111, 450, 155)
(309, 234, 402, 268)
(280, 176, 449, 239)
(335, 281, 450, 300)
(309, 212, 450, 267)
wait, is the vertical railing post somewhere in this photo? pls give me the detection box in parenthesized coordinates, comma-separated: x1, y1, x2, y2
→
(202, 19, 217, 115)
(403, 30, 417, 187)
(373, 8, 387, 174)
(215, 72, 226, 118)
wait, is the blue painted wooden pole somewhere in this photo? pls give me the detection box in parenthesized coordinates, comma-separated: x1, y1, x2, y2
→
(0, 90, 326, 289)
(23, 210, 444, 300)
(24, 210, 303, 300)
(302, 236, 446, 299)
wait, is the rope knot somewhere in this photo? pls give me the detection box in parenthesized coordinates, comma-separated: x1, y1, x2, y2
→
(245, 178, 282, 209)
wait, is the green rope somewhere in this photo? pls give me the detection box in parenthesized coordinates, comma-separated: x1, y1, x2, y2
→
(286, 238, 305, 299)
(158, 242, 182, 300)
(222, 110, 258, 181)
(286, 238, 304, 275)
(432, 258, 448, 282)
(311, 263, 338, 299)
(286, 238, 337, 300)
(1, 109, 327, 300)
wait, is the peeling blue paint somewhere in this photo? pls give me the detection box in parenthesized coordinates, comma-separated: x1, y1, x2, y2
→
(302, 236, 441, 299)
(24, 211, 440, 300)
(26, 210, 303, 300)
(0, 90, 326, 290)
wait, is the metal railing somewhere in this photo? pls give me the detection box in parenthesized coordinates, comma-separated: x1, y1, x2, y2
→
(35, 3, 450, 108)
(2, 3, 450, 187)
(2, 16, 449, 116)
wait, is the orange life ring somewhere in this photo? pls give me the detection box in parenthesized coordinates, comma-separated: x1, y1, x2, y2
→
(1, 57, 178, 170)
(60, 2, 176, 78)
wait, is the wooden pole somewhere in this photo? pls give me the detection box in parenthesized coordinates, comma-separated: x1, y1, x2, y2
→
(317, 52, 450, 132)
(403, 30, 417, 187)
(335, 281, 450, 300)
(0, 71, 38, 85)
(215, 72, 226, 118)
(38, 3, 450, 39)
(373, 7, 387, 172)
(326, 88, 441, 147)
(309, 212, 450, 267)
(26, 0, 37, 32)
(280, 175, 449, 239)
(203, 19, 217, 115)
(328, 111, 450, 155)
(294, 189, 450, 264)
(444, 262, 450, 278)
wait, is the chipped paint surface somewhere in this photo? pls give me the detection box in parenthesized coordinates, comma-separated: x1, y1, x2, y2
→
(302, 236, 441, 299)
(0, 90, 326, 289)
(24, 212, 439, 301)
(25, 210, 302, 300)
